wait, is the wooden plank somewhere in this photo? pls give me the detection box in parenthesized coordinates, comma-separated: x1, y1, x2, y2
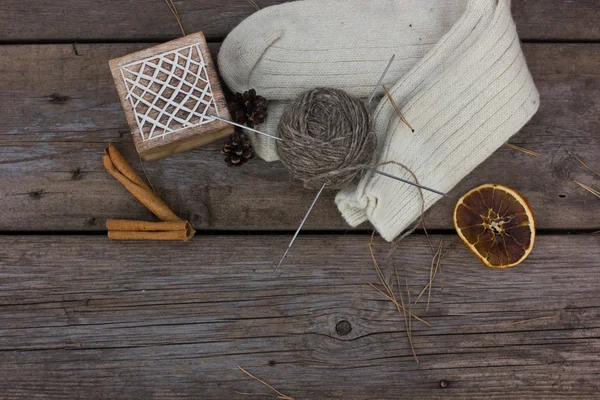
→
(0, 43, 598, 231)
(0, 234, 599, 398)
(1, 1, 599, 42)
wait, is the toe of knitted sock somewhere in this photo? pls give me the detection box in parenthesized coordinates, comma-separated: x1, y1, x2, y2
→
(335, 185, 370, 228)
(247, 102, 286, 162)
(336, 165, 426, 242)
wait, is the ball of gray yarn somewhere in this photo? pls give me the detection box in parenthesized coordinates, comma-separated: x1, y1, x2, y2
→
(276, 88, 377, 190)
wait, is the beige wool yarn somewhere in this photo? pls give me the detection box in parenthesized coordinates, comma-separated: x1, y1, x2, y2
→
(219, 0, 539, 241)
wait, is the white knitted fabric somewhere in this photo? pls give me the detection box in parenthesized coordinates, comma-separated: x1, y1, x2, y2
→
(219, 0, 539, 241)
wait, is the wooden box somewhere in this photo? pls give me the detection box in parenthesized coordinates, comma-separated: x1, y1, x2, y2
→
(109, 32, 233, 161)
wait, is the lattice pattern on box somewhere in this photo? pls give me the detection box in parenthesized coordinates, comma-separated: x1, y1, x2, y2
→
(119, 43, 219, 142)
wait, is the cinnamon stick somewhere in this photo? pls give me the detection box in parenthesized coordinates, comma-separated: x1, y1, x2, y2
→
(106, 219, 194, 241)
(105, 143, 151, 190)
(103, 144, 196, 241)
(103, 143, 180, 222)
(106, 219, 188, 232)
(108, 230, 192, 241)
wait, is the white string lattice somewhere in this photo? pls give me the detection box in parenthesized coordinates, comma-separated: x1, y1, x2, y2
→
(120, 43, 219, 141)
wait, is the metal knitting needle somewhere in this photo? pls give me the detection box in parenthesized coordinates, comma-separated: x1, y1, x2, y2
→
(368, 54, 396, 105)
(274, 182, 326, 274)
(269, 51, 446, 273)
(365, 167, 452, 198)
(207, 114, 283, 141)
(218, 60, 447, 200)
(366, 55, 449, 198)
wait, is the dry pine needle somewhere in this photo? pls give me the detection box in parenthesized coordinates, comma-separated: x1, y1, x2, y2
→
(382, 85, 414, 132)
(366, 282, 430, 326)
(164, 0, 186, 36)
(426, 240, 443, 311)
(506, 143, 540, 157)
(246, 0, 261, 10)
(396, 265, 418, 363)
(367, 235, 430, 326)
(573, 180, 600, 199)
(401, 265, 418, 363)
(366, 236, 425, 363)
(237, 366, 294, 400)
(569, 151, 600, 177)
(414, 239, 446, 306)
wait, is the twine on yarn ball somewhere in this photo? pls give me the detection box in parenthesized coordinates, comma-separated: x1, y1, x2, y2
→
(276, 88, 377, 190)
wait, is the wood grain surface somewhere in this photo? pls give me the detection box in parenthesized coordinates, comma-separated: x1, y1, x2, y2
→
(0, 43, 598, 231)
(0, 234, 599, 399)
(1, 1, 599, 398)
(1, 0, 599, 42)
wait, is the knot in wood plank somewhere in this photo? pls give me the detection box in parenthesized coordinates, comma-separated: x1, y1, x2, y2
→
(335, 320, 352, 336)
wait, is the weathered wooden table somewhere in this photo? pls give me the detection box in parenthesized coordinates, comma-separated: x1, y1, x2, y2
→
(1, 1, 599, 398)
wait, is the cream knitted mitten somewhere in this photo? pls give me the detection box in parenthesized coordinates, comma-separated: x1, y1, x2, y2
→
(219, 0, 539, 241)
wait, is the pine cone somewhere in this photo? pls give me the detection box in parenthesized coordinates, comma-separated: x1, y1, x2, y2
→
(229, 89, 268, 128)
(222, 127, 254, 167)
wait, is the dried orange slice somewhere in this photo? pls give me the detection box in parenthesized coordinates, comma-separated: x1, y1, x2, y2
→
(454, 184, 535, 269)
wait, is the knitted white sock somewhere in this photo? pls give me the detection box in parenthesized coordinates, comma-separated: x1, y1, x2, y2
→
(219, 0, 539, 241)
(219, 0, 469, 160)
